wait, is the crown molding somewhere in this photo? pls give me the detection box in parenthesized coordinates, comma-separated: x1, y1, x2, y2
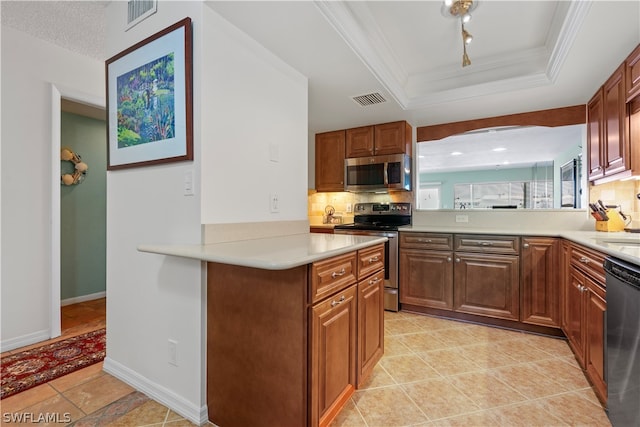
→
(314, 0, 591, 109)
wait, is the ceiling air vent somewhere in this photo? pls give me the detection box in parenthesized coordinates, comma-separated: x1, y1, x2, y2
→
(351, 92, 387, 107)
(126, 0, 157, 30)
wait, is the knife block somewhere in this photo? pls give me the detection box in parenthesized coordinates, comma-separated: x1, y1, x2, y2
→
(595, 209, 626, 232)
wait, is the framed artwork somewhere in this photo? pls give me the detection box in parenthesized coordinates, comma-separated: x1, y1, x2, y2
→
(106, 17, 192, 170)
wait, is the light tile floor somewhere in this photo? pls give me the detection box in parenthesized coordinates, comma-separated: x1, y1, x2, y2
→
(331, 310, 611, 427)
(2, 306, 611, 426)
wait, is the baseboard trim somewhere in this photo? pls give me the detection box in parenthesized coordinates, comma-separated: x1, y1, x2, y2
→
(0, 329, 51, 353)
(102, 357, 208, 425)
(61, 291, 106, 307)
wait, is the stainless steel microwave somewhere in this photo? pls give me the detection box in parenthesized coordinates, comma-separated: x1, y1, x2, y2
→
(344, 154, 412, 192)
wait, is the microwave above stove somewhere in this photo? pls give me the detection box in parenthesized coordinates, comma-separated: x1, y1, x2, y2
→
(344, 153, 411, 192)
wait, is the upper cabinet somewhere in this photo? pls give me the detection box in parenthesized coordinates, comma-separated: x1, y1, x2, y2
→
(346, 121, 412, 158)
(587, 89, 604, 180)
(315, 120, 413, 192)
(315, 130, 346, 192)
(588, 44, 640, 184)
(602, 64, 628, 177)
(626, 44, 640, 102)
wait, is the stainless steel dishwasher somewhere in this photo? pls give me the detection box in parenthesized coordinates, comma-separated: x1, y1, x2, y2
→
(605, 257, 640, 427)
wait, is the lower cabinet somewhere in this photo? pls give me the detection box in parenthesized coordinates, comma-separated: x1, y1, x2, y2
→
(206, 244, 385, 427)
(310, 285, 357, 427)
(400, 233, 522, 323)
(454, 252, 520, 321)
(520, 237, 560, 327)
(357, 270, 384, 387)
(562, 242, 607, 405)
(399, 248, 453, 309)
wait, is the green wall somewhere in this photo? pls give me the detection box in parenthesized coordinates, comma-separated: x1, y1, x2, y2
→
(60, 112, 106, 300)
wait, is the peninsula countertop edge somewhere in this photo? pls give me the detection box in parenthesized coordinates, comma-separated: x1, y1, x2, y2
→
(137, 233, 388, 270)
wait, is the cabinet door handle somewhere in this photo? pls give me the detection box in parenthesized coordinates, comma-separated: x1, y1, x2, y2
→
(579, 257, 590, 264)
(418, 239, 433, 243)
(479, 241, 493, 246)
(368, 256, 379, 263)
(331, 268, 346, 278)
(523, 243, 530, 248)
(455, 258, 461, 263)
(447, 257, 452, 262)
(331, 295, 346, 307)
(369, 277, 381, 285)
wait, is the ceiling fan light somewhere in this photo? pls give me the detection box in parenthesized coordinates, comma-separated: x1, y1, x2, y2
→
(462, 50, 471, 67)
(462, 28, 473, 44)
(462, 12, 472, 23)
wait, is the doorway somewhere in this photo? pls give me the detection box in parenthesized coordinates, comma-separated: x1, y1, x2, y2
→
(50, 85, 106, 339)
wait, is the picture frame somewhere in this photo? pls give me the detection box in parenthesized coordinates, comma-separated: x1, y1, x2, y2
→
(106, 17, 192, 170)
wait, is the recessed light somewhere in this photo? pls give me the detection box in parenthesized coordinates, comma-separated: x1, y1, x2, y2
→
(451, 151, 463, 156)
(493, 147, 506, 152)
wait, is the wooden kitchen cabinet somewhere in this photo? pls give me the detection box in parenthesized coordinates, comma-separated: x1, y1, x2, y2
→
(357, 269, 384, 387)
(345, 121, 412, 158)
(207, 245, 385, 427)
(562, 242, 607, 405)
(454, 252, 520, 321)
(315, 130, 345, 192)
(310, 284, 357, 427)
(587, 89, 605, 180)
(399, 233, 454, 310)
(520, 237, 560, 327)
(586, 277, 606, 405)
(345, 125, 375, 157)
(626, 43, 640, 101)
(603, 63, 629, 176)
(453, 235, 520, 321)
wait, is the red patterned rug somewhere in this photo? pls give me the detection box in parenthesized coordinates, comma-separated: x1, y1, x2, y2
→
(1, 328, 106, 399)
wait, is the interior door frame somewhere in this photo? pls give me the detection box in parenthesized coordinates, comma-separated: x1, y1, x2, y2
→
(50, 84, 105, 338)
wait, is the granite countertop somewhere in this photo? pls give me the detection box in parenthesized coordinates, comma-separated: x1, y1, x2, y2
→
(400, 226, 640, 265)
(138, 233, 387, 270)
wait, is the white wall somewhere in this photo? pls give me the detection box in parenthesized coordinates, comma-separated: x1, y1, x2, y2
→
(104, 2, 308, 424)
(0, 27, 104, 350)
(200, 7, 308, 224)
(103, 1, 206, 422)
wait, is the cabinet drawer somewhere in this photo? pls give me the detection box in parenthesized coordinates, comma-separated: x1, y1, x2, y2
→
(358, 244, 385, 279)
(454, 235, 520, 255)
(400, 232, 453, 250)
(570, 244, 605, 284)
(310, 252, 358, 303)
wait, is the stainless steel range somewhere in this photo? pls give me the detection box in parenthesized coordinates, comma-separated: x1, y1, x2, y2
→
(334, 202, 411, 311)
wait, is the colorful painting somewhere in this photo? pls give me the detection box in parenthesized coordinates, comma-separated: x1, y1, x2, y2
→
(116, 53, 175, 148)
(106, 18, 192, 170)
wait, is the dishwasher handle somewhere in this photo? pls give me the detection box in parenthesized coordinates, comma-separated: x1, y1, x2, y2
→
(604, 257, 640, 289)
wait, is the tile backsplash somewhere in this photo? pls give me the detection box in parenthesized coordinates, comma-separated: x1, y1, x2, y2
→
(308, 191, 413, 225)
(589, 180, 640, 227)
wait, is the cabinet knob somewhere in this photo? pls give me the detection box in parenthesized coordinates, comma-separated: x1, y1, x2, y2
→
(447, 257, 452, 262)
(331, 295, 346, 307)
(455, 258, 461, 263)
(331, 268, 346, 278)
(369, 277, 381, 285)
(523, 243, 530, 248)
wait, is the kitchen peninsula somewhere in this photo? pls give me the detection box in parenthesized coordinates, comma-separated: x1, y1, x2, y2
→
(138, 233, 387, 427)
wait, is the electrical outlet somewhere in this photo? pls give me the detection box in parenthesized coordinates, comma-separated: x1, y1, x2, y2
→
(270, 193, 279, 213)
(455, 214, 469, 223)
(168, 339, 178, 366)
(346, 203, 352, 213)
